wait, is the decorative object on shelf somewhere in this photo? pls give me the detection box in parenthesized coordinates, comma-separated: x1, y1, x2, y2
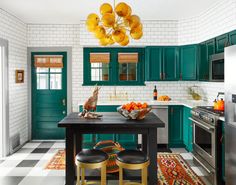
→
(86, 1, 143, 46)
(79, 85, 103, 119)
(158, 95, 171, 101)
(93, 140, 124, 173)
(187, 86, 202, 100)
(117, 102, 152, 120)
(15, 70, 24, 83)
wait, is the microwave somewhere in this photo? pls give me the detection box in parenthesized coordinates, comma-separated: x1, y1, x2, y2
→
(209, 53, 224, 82)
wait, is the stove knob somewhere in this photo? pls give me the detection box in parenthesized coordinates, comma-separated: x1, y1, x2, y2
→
(210, 118, 214, 123)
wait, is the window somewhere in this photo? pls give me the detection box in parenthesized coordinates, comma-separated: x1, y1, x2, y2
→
(35, 55, 63, 90)
(83, 48, 144, 86)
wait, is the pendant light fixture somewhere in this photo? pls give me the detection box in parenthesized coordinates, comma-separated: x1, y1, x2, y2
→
(86, 1, 143, 46)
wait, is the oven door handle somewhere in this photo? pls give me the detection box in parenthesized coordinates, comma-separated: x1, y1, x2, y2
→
(189, 118, 214, 132)
(192, 155, 213, 174)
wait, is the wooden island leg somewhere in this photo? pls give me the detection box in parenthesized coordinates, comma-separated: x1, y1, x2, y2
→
(148, 128, 157, 185)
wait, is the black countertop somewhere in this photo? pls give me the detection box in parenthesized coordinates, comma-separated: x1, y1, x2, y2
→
(58, 112, 165, 128)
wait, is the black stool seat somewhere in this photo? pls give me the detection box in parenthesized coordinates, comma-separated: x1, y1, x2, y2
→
(117, 150, 149, 164)
(76, 149, 108, 163)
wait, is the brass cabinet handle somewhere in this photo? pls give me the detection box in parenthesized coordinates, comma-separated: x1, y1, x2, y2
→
(62, 98, 66, 106)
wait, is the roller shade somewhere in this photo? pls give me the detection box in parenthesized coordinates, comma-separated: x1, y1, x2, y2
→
(118, 53, 138, 63)
(34, 55, 63, 68)
(90, 53, 110, 63)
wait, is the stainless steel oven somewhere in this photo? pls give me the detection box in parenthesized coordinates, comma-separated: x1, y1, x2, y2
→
(209, 52, 224, 82)
(190, 117, 216, 167)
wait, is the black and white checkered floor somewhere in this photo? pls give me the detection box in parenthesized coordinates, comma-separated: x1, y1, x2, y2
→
(0, 141, 210, 185)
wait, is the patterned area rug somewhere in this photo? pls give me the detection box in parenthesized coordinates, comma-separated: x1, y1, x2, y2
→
(45, 150, 65, 170)
(158, 153, 205, 185)
(45, 150, 205, 185)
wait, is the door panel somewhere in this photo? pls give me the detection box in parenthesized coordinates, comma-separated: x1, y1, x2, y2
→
(216, 34, 229, 53)
(32, 52, 67, 140)
(145, 47, 162, 81)
(229, 30, 236, 45)
(163, 47, 179, 80)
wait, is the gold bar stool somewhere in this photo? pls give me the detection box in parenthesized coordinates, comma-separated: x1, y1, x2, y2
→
(76, 149, 109, 185)
(116, 150, 150, 185)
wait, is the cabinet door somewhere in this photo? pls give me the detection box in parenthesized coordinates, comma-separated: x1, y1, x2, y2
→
(116, 134, 137, 149)
(199, 42, 208, 81)
(180, 45, 198, 81)
(206, 39, 216, 62)
(216, 34, 229, 53)
(145, 47, 162, 81)
(95, 134, 116, 143)
(83, 134, 94, 149)
(229, 30, 236, 45)
(183, 107, 193, 152)
(169, 106, 184, 147)
(163, 47, 179, 81)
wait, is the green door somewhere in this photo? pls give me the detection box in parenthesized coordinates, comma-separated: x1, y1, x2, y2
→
(229, 30, 236, 45)
(162, 47, 179, 81)
(169, 106, 184, 147)
(215, 34, 229, 53)
(32, 52, 67, 139)
(145, 47, 162, 81)
(180, 45, 198, 81)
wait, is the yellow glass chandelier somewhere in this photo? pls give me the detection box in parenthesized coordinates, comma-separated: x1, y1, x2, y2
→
(86, 1, 143, 46)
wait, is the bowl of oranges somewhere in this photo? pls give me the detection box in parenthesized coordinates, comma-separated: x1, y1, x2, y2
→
(117, 102, 152, 120)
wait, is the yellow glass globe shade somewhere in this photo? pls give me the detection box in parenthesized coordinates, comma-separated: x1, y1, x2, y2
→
(86, 20, 98, 32)
(125, 5, 132, 18)
(115, 2, 129, 17)
(94, 26, 106, 39)
(100, 3, 113, 15)
(102, 13, 115, 27)
(86, 13, 100, 25)
(129, 15, 140, 29)
(119, 35, 129, 46)
(112, 29, 126, 43)
(130, 27, 143, 40)
(99, 36, 110, 46)
(108, 35, 115, 45)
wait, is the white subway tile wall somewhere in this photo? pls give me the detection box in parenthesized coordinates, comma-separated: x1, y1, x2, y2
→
(0, 9, 28, 144)
(0, 0, 235, 142)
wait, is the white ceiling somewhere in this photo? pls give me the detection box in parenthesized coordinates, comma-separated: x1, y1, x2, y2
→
(0, 0, 220, 24)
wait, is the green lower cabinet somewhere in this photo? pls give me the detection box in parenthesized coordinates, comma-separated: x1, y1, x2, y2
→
(79, 105, 137, 149)
(168, 106, 184, 148)
(183, 107, 193, 152)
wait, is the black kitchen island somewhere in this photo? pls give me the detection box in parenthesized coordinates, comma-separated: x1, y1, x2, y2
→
(58, 112, 165, 185)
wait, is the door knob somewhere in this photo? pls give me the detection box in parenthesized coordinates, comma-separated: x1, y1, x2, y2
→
(62, 98, 66, 106)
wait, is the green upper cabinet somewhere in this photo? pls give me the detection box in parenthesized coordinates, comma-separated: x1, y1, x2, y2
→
(145, 47, 162, 81)
(183, 107, 193, 152)
(180, 45, 198, 81)
(199, 42, 208, 81)
(215, 34, 229, 53)
(229, 30, 236, 45)
(83, 47, 144, 86)
(206, 38, 216, 61)
(168, 106, 184, 147)
(162, 47, 179, 81)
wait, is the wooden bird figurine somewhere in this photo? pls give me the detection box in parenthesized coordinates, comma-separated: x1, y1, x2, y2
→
(79, 85, 102, 118)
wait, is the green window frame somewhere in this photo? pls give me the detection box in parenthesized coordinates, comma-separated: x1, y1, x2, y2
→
(83, 47, 145, 86)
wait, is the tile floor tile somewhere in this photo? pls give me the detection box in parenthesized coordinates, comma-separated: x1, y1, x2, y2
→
(31, 148, 50, 153)
(6, 167, 32, 176)
(170, 148, 188, 153)
(51, 142, 65, 149)
(16, 148, 35, 154)
(18, 176, 45, 185)
(41, 176, 65, 185)
(25, 153, 45, 160)
(180, 153, 193, 160)
(0, 160, 22, 167)
(0, 167, 15, 176)
(37, 143, 54, 149)
(27, 167, 50, 177)
(22, 143, 41, 149)
(16, 160, 39, 167)
(0, 176, 24, 185)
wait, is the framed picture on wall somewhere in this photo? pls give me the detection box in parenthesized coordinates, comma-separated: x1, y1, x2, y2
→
(15, 70, 24, 83)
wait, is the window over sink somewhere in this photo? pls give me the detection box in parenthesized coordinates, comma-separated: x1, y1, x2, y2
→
(83, 47, 144, 86)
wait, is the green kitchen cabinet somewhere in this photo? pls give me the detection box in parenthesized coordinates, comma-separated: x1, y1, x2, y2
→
(183, 107, 193, 152)
(145, 47, 162, 81)
(216, 34, 229, 53)
(168, 106, 184, 147)
(229, 30, 236, 45)
(180, 45, 198, 81)
(206, 38, 216, 62)
(162, 47, 179, 81)
(199, 42, 208, 81)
